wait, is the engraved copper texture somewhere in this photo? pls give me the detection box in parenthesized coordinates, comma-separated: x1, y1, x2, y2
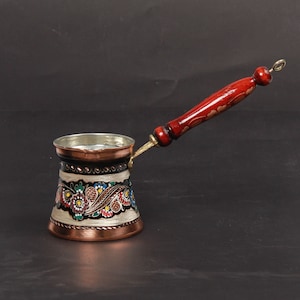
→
(48, 133, 143, 241)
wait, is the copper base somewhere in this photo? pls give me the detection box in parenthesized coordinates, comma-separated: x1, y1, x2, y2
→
(48, 217, 143, 241)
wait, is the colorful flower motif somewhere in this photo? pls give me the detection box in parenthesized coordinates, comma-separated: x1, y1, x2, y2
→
(92, 211, 100, 218)
(74, 181, 84, 193)
(70, 192, 88, 214)
(74, 214, 84, 221)
(101, 206, 113, 218)
(118, 189, 131, 206)
(129, 189, 137, 209)
(62, 189, 73, 207)
(94, 182, 108, 195)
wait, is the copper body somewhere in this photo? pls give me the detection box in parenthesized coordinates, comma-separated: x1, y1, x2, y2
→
(48, 133, 143, 241)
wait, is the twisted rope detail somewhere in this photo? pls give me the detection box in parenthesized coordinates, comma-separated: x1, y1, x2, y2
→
(50, 216, 141, 231)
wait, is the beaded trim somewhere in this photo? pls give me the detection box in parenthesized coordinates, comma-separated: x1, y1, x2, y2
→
(49, 216, 141, 230)
(61, 161, 128, 175)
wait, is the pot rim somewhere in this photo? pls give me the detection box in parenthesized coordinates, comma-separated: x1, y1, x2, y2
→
(53, 132, 135, 162)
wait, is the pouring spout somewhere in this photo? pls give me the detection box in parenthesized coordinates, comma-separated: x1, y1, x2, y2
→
(129, 134, 158, 168)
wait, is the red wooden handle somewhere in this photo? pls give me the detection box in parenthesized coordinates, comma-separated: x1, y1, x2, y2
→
(153, 66, 272, 146)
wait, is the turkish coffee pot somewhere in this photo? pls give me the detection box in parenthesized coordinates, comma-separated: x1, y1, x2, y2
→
(48, 59, 286, 241)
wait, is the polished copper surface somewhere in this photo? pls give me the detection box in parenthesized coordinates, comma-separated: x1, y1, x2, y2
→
(48, 217, 143, 241)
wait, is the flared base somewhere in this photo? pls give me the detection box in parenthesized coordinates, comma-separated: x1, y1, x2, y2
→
(48, 216, 143, 241)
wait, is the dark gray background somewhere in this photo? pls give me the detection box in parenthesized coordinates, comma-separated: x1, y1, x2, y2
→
(1, 1, 300, 299)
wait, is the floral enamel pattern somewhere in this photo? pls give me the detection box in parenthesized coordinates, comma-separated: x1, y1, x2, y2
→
(55, 179, 137, 221)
